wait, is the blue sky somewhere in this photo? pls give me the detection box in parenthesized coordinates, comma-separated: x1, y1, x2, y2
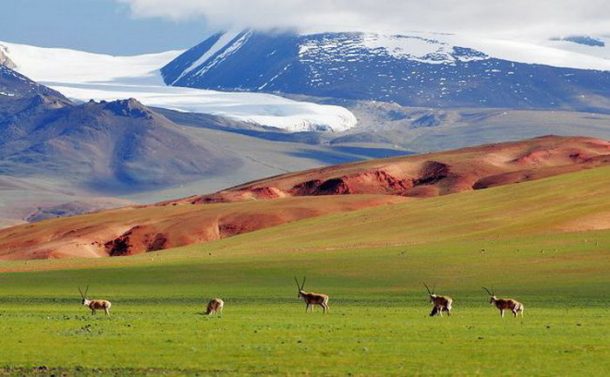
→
(0, 0, 209, 54)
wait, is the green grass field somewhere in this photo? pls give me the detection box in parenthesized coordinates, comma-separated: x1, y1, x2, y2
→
(1, 168, 609, 376)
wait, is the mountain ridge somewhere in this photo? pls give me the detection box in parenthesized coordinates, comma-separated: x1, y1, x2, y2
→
(162, 30, 610, 112)
(0, 65, 241, 192)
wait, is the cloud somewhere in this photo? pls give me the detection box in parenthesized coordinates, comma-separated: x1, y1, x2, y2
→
(117, 0, 610, 39)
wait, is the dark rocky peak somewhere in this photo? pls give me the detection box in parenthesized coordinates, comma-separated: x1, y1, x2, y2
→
(101, 98, 153, 119)
(27, 93, 70, 109)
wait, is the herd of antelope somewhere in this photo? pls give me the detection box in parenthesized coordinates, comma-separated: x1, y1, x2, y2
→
(78, 279, 524, 318)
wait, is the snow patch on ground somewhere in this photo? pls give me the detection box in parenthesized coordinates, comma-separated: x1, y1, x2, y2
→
(0, 41, 357, 132)
(361, 34, 486, 64)
(297, 31, 610, 71)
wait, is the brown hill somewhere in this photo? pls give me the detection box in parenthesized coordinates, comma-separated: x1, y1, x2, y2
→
(0, 195, 405, 260)
(0, 135, 608, 260)
(185, 135, 610, 203)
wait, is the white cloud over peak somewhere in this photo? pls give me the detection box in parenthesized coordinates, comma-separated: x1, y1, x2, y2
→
(117, 0, 610, 39)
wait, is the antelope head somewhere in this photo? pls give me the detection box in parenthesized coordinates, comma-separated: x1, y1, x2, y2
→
(78, 285, 90, 306)
(295, 276, 306, 298)
(483, 287, 497, 304)
(423, 282, 437, 302)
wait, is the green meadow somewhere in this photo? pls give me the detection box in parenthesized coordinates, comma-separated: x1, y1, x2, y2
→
(1, 167, 609, 376)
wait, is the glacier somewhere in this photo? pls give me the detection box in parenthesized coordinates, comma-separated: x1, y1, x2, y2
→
(0, 41, 357, 132)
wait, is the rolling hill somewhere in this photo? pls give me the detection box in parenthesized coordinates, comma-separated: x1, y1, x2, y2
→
(0, 135, 607, 260)
(0, 195, 406, 260)
(192, 135, 610, 202)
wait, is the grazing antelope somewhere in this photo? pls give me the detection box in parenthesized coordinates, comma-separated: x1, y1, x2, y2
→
(483, 287, 524, 318)
(295, 277, 329, 313)
(78, 286, 112, 316)
(424, 283, 453, 317)
(205, 298, 224, 316)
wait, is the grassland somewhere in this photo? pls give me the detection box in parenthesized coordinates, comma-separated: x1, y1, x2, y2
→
(1, 167, 609, 375)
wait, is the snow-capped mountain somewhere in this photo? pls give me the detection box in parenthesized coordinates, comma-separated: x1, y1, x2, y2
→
(0, 41, 356, 132)
(162, 31, 610, 111)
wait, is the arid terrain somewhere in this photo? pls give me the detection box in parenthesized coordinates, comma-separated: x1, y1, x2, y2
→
(193, 135, 610, 202)
(0, 135, 608, 260)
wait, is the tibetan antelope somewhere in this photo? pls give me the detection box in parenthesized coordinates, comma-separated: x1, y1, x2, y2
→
(424, 283, 453, 317)
(483, 287, 524, 318)
(78, 286, 112, 316)
(295, 277, 329, 313)
(205, 298, 224, 316)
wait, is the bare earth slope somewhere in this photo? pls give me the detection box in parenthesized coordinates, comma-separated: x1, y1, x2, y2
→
(0, 195, 406, 259)
(0, 135, 608, 260)
(190, 135, 610, 202)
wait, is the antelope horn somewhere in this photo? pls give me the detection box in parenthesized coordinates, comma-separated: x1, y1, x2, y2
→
(423, 282, 432, 295)
(482, 287, 493, 296)
(84, 285, 89, 298)
(294, 277, 301, 290)
(301, 276, 306, 290)
(78, 287, 84, 299)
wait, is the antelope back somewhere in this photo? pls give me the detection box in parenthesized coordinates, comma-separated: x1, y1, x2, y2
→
(495, 298, 518, 310)
(89, 300, 111, 309)
(432, 295, 451, 306)
(302, 291, 328, 304)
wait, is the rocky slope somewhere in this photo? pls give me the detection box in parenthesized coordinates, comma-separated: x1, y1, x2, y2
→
(0, 65, 240, 192)
(163, 31, 610, 112)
